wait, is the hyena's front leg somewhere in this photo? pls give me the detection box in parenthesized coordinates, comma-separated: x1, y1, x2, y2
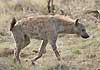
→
(51, 42, 61, 61)
(50, 38, 61, 61)
(31, 40, 48, 64)
(48, 32, 61, 61)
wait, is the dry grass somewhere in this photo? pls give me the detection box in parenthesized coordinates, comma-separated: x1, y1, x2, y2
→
(0, 0, 100, 70)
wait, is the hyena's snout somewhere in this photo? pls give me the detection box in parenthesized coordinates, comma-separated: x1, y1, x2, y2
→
(81, 32, 89, 39)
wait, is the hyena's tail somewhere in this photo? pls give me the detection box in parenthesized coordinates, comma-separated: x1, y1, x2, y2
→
(10, 17, 16, 31)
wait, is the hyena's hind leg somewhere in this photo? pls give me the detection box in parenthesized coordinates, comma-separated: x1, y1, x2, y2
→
(14, 47, 21, 64)
(31, 40, 48, 64)
(13, 31, 30, 64)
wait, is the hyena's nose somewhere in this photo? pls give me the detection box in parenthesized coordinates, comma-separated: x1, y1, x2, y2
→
(85, 34, 89, 38)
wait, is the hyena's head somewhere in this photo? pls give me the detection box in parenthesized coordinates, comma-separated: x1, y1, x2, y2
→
(74, 19, 89, 39)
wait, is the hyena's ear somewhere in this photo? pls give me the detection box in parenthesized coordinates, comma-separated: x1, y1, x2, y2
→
(75, 19, 79, 26)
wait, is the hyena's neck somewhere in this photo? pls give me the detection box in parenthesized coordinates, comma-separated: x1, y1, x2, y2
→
(63, 23, 76, 34)
(55, 16, 76, 34)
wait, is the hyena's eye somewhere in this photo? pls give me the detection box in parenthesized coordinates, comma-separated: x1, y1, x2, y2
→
(82, 29, 86, 32)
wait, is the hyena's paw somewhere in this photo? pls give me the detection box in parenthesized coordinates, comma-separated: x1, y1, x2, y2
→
(13, 57, 21, 64)
(31, 60, 35, 66)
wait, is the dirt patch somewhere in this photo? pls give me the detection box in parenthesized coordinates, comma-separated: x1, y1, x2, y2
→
(0, 48, 14, 57)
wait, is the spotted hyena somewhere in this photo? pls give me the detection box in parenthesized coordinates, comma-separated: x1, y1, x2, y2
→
(10, 15, 89, 64)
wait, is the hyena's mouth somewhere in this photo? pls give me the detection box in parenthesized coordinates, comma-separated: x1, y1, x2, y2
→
(81, 34, 89, 39)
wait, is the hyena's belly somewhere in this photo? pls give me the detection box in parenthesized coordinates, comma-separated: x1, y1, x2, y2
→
(27, 32, 45, 40)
